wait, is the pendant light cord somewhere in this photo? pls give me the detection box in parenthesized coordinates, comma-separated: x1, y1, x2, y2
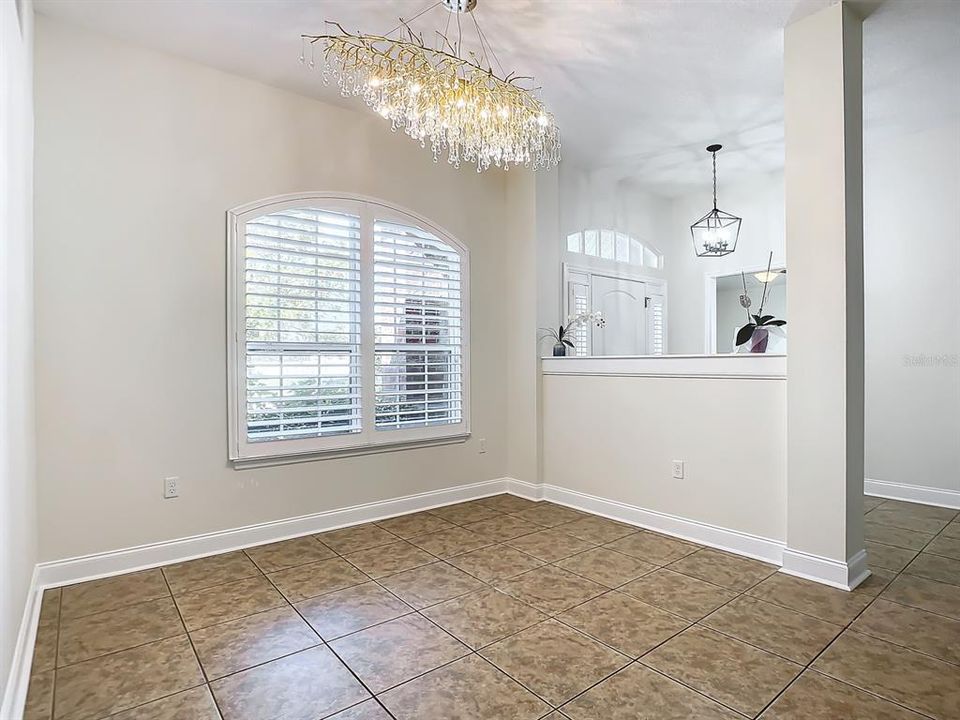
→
(712, 150, 718, 210)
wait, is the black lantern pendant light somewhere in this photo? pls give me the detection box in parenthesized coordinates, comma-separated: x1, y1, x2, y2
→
(690, 144, 741, 257)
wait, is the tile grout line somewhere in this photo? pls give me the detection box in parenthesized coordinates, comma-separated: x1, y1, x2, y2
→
(38, 497, 958, 719)
(749, 502, 955, 720)
(257, 558, 403, 720)
(158, 565, 228, 720)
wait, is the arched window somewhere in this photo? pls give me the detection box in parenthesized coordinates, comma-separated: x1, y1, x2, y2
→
(228, 194, 469, 464)
(565, 229, 662, 269)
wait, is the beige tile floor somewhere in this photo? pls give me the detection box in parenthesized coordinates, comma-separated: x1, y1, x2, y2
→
(22, 494, 960, 720)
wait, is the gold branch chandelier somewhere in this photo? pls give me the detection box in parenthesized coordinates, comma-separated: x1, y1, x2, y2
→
(301, 0, 560, 172)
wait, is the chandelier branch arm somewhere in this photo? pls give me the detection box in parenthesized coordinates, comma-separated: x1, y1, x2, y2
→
(301, 0, 560, 171)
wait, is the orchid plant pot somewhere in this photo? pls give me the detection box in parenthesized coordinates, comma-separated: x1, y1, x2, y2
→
(552, 341, 568, 357)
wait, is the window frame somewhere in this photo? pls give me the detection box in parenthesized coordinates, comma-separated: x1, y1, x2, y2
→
(227, 193, 471, 466)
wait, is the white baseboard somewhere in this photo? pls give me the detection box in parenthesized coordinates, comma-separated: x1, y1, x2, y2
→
(35, 478, 510, 590)
(865, 478, 960, 510)
(1, 569, 42, 720)
(507, 479, 784, 566)
(781, 547, 870, 591)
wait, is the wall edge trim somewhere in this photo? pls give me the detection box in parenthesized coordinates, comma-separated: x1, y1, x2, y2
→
(865, 478, 960, 510)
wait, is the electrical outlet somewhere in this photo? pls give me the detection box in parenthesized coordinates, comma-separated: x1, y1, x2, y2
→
(478, 438, 487, 454)
(163, 476, 179, 499)
(671, 461, 685, 480)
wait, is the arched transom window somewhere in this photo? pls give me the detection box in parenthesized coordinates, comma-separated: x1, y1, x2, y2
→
(566, 229, 662, 269)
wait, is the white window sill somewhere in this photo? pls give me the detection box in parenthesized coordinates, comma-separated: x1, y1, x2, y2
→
(231, 432, 472, 470)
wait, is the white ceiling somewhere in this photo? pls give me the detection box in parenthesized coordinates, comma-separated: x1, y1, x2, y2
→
(35, 0, 960, 195)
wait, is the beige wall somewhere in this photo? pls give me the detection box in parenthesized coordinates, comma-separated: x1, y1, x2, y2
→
(541, 370, 787, 542)
(33, 17, 511, 561)
(1, 0, 37, 700)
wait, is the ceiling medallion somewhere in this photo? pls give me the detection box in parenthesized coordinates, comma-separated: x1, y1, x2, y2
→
(301, 0, 560, 172)
(690, 144, 742, 257)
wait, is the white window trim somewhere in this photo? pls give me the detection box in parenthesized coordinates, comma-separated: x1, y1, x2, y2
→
(227, 192, 471, 467)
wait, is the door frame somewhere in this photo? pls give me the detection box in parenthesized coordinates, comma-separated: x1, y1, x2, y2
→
(562, 262, 667, 355)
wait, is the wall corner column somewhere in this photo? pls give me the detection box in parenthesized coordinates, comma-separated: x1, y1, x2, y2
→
(784, 1, 867, 589)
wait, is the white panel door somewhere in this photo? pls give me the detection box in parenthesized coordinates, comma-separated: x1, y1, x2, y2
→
(591, 275, 647, 355)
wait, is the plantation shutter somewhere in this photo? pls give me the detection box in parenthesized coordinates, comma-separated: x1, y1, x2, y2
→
(646, 292, 666, 355)
(567, 278, 591, 356)
(243, 208, 362, 442)
(373, 219, 464, 429)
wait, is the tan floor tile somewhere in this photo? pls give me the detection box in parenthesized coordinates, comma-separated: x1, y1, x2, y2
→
(57, 596, 185, 666)
(642, 625, 801, 717)
(866, 541, 918, 572)
(428, 501, 501, 526)
(190, 606, 319, 679)
(851, 598, 960, 664)
(330, 614, 470, 693)
(376, 511, 456, 539)
(462, 515, 543, 542)
(378, 562, 486, 609)
(511, 503, 585, 528)
(210, 645, 369, 720)
(864, 496, 887, 512)
(39, 588, 61, 625)
(317, 523, 399, 554)
(942, 521, 960, 539)
(480, 619, 629, 706)
(760, 670, 927, 719)
(506, 528, 595, 563)
(446, 543, 545, 582)
(244, 536, 335, 573)
(559, 516, 639, 545)
(747, 572, 874, 625)
(408, 527, 492, 558)
(422, 588, 547, 649)
(813, 630, 960, 719)
(702, 594, 843, 664)
(605, 532, 699, 565)
(53, 635, 204, 719)
(174, 575, 286, 631)
(343, 541, 434, 579)
(866, 508, 950, 535)
(926, 533, 960, 561)
(268, 557, 369, 602)
(60, 569, 169, 619)
(23, 669, 53, 720)
(668, 548, 777, 591)
(855, 568, 897, 597)
(296, 581, 412, 640)
(561, 662, 741, 720)
(881, 573, 960, 620)
(558, 591, 690, 657)
(163, 552, 261, 595)
(328, 700, 393, 719)
(865, 521, 934, 551)
(31, 592, 60, 673)
(476, 494, 539, 513)
(496, 565, 606, 615)
(108, 686, 221, 720)
(620, 569, 735, 621)
(381, 654, 551, 720)
(556, 547, 657, 588)
(877, 500, 958, 522)
(904, 552, 960, 586)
